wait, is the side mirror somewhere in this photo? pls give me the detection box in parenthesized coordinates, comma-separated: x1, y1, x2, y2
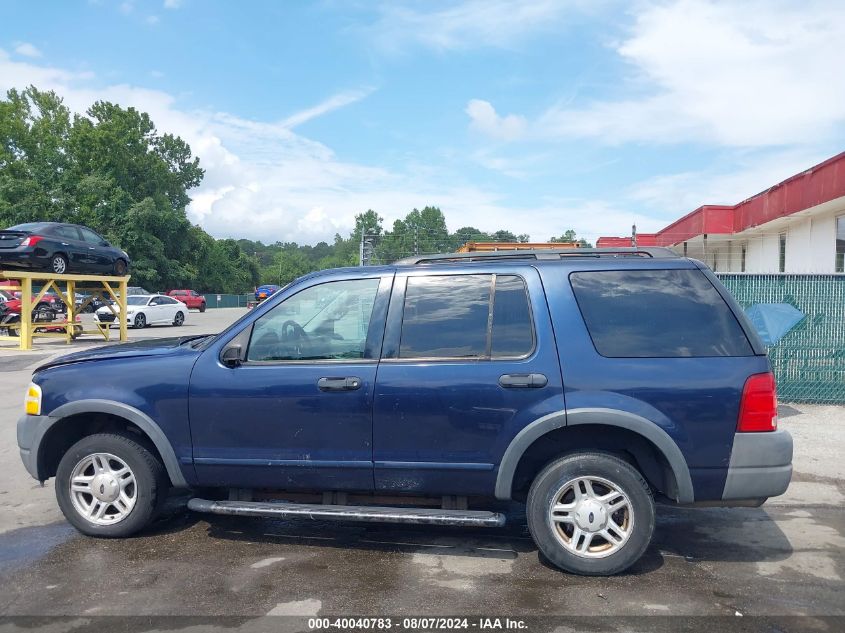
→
(221, 343, 243, 368)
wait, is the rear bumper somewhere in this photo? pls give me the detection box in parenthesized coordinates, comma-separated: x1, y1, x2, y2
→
(722, 430, 793, 501)
(0, 251, 42, 269)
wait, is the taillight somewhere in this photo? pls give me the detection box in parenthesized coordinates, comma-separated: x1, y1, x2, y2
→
(737, 372, 778, 432)
(20, 235, 44, 247)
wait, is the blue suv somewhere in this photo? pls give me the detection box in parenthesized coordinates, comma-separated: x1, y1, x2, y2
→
(16, 248, 792, 575)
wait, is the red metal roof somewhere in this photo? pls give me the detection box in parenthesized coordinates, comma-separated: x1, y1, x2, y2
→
(597, 152, 845, 247)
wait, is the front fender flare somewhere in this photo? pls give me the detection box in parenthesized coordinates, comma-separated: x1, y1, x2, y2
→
(494, 407, 694, 503)
(46, 399, 188, 488)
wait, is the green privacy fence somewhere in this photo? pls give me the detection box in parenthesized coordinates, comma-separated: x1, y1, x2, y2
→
(717, 274, 845, 403)
(201, 294, 252, 308)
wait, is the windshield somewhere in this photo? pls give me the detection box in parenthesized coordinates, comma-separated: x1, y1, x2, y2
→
(126, 296, 149, 306)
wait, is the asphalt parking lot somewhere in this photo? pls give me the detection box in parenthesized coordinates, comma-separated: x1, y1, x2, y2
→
(0, 308, 843, 629)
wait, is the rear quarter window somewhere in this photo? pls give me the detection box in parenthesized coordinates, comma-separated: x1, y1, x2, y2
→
(570, 269, 753, 358)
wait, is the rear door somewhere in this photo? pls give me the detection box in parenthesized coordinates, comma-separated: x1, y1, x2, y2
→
(158, 296, 181, 321)
(372, 266, 565, 497)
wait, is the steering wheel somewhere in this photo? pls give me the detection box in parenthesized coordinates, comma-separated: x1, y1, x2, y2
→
(280, 320, 308, 343)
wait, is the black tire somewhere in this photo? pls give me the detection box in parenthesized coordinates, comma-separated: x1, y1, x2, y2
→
(55, 432, 168, 537)
(113, 259, 128, 276)
(199, 302, 206, 313)
(133, 312, 147, 329)
(526, 452, 655, 576)
(173, 311, 185, 326)
(50, 253, 68, 275)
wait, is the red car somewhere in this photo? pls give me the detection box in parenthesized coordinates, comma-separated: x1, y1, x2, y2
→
(0, 285, 65, 312)
(166, 289, 206, 312)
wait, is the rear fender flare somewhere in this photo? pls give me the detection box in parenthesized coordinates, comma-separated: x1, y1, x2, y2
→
(494, 407, 694, 503)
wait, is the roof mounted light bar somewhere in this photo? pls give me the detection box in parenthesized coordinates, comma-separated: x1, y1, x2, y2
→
(396, 247, 678, 266)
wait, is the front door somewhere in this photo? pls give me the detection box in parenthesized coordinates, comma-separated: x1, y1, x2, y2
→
(78, 227, 113, 272)
(373, 268, 565, 497)
(189, 273, 391, 490)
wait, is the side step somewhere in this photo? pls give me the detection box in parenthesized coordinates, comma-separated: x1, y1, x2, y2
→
(188, 498, 506, 528)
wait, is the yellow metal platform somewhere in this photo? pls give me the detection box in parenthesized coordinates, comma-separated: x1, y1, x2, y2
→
(0, 270, 129, 350)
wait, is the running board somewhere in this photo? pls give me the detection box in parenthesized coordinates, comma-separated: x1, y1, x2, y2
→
(187, 498, 506, 528)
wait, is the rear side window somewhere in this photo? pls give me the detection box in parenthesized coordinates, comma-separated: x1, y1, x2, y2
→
(53, 225, 81, 240)
(570, 269, 752, 358)
(399, 274, 534, 359)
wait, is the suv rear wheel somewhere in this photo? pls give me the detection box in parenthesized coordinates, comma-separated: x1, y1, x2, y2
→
(526, 452, 654, 576)
(55, 433, 168, 537)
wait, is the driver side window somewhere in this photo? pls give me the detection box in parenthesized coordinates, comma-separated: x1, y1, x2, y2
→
(247, 278, 380, 362)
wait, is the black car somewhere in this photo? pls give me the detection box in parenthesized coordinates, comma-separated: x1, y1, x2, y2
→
(0, 222, 130, 276)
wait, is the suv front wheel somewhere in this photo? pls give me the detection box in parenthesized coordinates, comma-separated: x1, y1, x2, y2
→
(527, 452, 654, 576)
(55, 433, 167, 537)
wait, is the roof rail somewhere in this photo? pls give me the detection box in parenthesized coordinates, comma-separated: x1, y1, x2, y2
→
(395, 247, 679, 265)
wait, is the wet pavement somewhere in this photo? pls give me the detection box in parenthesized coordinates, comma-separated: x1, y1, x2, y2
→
(0, 309, 843, 628)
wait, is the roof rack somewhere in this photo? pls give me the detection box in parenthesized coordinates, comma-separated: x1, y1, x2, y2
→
(395, 247, 679, 265)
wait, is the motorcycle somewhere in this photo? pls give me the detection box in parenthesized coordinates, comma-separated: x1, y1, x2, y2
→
(0, 303, 80, 338)
(0, 302, 20, 336)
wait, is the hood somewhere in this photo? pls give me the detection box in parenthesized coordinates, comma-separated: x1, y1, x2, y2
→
(35, 335, 209, 371)
(1, 298, 21, 313)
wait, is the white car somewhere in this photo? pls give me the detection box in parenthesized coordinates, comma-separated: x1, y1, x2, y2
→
(95, 294, 187, 329)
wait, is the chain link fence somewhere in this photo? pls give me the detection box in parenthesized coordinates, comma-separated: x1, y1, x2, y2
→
(718, 274, 845, 403)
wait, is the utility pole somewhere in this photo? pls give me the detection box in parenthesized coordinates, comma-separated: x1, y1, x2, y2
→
(359, 226, 375, 266)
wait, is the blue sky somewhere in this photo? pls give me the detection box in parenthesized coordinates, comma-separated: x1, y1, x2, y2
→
(1, 0, 844, 244)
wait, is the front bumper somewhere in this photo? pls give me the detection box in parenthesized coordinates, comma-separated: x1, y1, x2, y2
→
(95, 313, 132, 324)
(17, 413, 52, 481)
(722, 429, 793, 501)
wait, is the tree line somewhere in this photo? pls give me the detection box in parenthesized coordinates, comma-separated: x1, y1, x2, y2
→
(1, 87, 589, 292)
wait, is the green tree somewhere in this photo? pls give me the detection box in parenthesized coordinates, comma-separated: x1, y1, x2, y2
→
(0, 86, 259, 292)
(550, 229, 592, 248)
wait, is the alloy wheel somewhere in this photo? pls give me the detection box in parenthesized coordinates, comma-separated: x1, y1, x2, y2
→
(68, 452, 137, 525)
(548, 476, 634, 558)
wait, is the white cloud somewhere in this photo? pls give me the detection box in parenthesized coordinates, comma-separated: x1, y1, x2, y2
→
(164, 0, 182, 8)
(13, 42, 42, 58)
(0, 51, 600, 245)
(279, 88, 375, 129)
(372, 0, 593, 52)
(478, 0, 845, 147)
(146, 15, 160, 25)
(629, 148, 837, 215)
(465, 100, 527, 141)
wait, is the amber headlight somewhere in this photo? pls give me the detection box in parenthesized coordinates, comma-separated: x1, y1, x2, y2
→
(24, 382, 42, 416)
